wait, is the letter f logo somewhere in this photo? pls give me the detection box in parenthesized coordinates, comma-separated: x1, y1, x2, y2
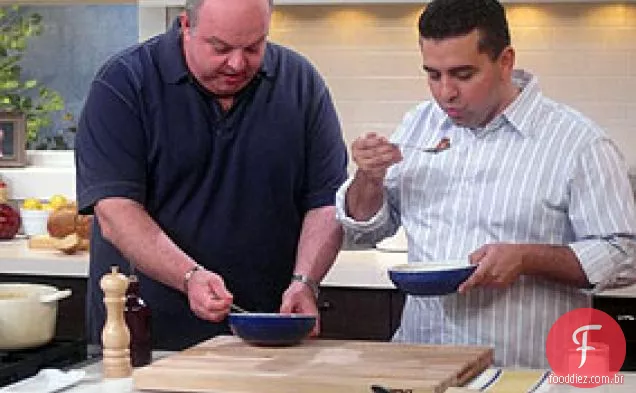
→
(572, 324, 602, 368)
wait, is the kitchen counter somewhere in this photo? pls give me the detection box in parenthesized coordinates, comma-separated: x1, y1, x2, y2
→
(29, 354, 636, 393)
(2, 237, 636, 296)
(0, 237, 88, 278)
(0, 237, 404, 288)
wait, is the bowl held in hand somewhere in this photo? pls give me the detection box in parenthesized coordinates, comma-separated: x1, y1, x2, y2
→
(228, 313, 316, 346)
(388, 261, 477, 296)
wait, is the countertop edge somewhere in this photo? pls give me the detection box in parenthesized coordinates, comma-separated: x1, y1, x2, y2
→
(2, 239, 636, 297)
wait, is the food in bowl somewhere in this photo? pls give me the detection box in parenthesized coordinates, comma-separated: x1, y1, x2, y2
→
(228, 313, 316, 346)
(388, 261, 477, 296)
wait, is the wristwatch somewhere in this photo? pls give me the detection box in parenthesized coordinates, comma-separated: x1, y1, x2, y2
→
(183, 264, 203, 293)
(291, 273, 320, 299)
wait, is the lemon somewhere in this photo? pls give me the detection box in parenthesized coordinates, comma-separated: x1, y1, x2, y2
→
(41, 203, 54, 211)
(22, 198, 42, 210)
(49, 194, 68, 210)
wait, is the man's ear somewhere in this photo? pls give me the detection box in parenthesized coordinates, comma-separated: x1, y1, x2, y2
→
(180, 12, 190, 36)
(498, 45, 515, 78)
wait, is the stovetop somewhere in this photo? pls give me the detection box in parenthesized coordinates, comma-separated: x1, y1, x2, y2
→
(0, 339, 87, 388)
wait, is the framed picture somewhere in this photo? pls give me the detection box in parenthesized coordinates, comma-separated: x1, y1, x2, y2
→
(0, 112, 27, 168)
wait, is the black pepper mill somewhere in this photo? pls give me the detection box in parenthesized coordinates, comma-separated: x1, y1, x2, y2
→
(124, 274, 152, 367)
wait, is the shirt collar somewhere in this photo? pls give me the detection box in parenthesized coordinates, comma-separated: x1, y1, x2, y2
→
(436, 69, 541, 137)
(501, 69, 542, 137)
(156, 18, 189, 84)
(157, 18, 276, 85)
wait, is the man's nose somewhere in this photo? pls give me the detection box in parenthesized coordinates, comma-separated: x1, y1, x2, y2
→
(439, 77, 458, 102)
(226, 50, 247, 72)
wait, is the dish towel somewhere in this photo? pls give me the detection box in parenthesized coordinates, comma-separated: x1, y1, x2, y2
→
(466, 368, 551, 393)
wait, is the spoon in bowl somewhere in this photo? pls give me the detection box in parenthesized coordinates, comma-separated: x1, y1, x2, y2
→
(230, 303, 249, 313)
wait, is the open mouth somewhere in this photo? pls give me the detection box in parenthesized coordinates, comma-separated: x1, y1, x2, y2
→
(445, 108, 462, 118)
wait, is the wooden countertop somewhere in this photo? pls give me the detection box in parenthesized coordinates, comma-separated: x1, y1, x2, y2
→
(42, 352, 636, 393)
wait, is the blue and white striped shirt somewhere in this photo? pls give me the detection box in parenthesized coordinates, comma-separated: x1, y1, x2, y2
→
(336, 70, 636, 368)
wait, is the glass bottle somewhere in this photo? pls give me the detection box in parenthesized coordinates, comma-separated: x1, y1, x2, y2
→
(124, 274, 152, 367)
(0, 179, 20, 240)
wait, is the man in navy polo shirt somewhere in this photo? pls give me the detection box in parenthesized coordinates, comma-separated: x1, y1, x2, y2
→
(76, 0, 347, 350)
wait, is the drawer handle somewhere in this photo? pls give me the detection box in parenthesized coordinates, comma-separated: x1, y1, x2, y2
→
(617, 315, 635, 321)
(319, 300, 333, 311)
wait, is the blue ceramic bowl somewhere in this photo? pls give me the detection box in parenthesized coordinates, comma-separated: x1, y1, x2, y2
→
(388, 262, 477, 296)
(228, 313, 316, 346)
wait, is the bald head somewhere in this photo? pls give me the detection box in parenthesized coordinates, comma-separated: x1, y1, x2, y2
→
(185, 0, 273, 29)
(180, 0, 271, 98)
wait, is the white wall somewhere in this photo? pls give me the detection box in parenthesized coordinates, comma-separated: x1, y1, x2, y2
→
(267, 3, 636, 171)
(4, 2, 635, 201)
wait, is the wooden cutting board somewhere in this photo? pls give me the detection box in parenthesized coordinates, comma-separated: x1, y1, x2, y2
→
(133, 336, 493, 393)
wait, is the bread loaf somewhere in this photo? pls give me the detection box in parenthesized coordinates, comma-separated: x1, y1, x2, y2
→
(54, 233, 81, 254)
(76, 214, 93, 239)
(47, 206, 77, 238)
(28, 234, 58, 249)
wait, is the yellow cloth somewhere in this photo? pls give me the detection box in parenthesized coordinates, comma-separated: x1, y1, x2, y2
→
(467, 368, 550, 393)
(487, 370, 548, 393)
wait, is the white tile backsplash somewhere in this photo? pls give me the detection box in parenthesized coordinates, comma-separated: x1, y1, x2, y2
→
(8, 2, 635, 201)
(266, 3, 636, 171)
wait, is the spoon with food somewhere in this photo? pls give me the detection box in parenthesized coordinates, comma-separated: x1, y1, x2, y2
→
(396, 137, 451, 154)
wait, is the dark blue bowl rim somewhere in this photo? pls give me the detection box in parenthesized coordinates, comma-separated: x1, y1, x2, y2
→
(228, 313, 316, 320)
(389, 262, 476, 273)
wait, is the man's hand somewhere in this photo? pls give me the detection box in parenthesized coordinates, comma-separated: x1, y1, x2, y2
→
(351, 132, 402, 185)
(458, 243, 526, 294)
(346, 133, 402, 221)
(185, 268, 234, 322)
(280, 281, 320, 336)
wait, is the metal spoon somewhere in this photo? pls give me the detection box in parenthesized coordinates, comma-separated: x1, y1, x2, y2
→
(230, 303, 249, 313)
(395, 137, 451, 154)
(397, 144, 447, 154)
(211, 294, 250, 313)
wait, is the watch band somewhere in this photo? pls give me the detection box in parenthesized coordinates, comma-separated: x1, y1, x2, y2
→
(291, 273, 320, 298)
(183, 264, 203, 293)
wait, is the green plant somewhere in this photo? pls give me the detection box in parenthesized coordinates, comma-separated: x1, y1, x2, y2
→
(33, 111, 76, 150)
(0, 5, 64, 145)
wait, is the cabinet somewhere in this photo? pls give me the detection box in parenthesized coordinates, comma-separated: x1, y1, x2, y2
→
(318, 287, 405, 340)
(593, 295, 636, 371)
(0, 274, 87, 341)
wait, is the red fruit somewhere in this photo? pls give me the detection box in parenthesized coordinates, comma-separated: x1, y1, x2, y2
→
(0, 203, 20, 239)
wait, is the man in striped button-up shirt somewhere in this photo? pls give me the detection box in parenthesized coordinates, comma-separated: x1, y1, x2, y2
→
(335, 0, 636, 368)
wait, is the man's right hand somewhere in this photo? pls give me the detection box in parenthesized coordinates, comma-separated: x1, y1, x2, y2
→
(185, 268, 234, 322)
(345, 133, 402, 221)
(351, 132, 402, 185)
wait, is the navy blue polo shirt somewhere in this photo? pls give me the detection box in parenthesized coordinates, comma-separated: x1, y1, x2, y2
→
(76, 20, 347, 350)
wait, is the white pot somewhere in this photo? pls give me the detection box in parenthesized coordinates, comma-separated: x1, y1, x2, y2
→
(0, 283, 72, 350)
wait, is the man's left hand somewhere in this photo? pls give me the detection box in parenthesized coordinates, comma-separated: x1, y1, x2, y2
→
(280, 281, 320, 336)
(458, 243, 526, 294)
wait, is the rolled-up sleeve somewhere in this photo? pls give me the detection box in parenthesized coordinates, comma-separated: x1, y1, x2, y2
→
(567, 137, 636, 291)
(335, 177, 399, 246)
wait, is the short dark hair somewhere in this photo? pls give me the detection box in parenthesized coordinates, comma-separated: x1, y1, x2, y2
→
(418, 0, 511, 60)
